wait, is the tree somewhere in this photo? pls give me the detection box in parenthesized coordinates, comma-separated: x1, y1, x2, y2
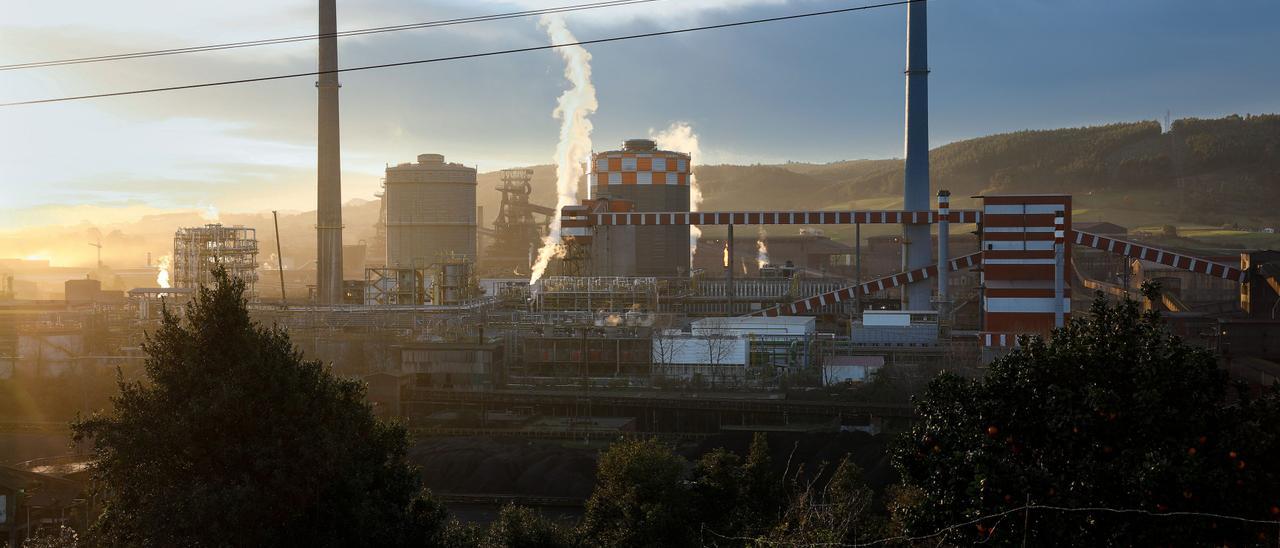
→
(650, 317, 689, 382)
(580, 438, 693, 547)
(738, 432, 783, 534)
(893, 295, 1280, 545)
(481, 504, 573, 548)
(763, 456, 882, 545)
(72, 267, 448, 547)
(688, 448, 745, 538)
(22, 526, 79, 548)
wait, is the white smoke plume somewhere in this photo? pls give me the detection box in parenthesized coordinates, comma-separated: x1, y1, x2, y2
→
(156, 254, 171, 288)
(649, 122, 704, 265)
(529, 15, 598, 286)
(200, 204, 220, 223)
(756, 226, 770, 269)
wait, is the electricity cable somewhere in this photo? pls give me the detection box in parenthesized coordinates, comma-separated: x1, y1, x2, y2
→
(0, 0, 924, 108)
(0, 0, 660, 71)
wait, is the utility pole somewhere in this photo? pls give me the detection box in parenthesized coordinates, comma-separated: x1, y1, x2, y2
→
(273, 211, 287, 306)
(727, 225, 735, 316)
(855, 223, 862, 315)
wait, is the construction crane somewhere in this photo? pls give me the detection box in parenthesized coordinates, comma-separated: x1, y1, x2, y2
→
(88, 237, 103, 269)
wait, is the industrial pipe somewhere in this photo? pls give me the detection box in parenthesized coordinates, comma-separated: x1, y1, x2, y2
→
(1054, 210, 1065, 328)
(937, 190, 950, 321)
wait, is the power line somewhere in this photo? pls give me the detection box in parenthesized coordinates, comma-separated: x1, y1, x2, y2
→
(0, 0, 923, 108)
(0, 0, 660, 71)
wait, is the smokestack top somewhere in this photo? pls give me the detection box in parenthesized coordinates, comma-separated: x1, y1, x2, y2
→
(622, 139, 657, 152)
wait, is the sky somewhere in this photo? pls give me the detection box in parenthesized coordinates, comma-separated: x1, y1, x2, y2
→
(1, 0, 1277, 231)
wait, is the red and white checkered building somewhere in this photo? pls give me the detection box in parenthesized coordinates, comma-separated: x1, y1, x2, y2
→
(980, 194, 1072, 348)
(589, 148, 690, 187)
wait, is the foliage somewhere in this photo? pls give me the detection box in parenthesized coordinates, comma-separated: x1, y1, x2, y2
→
(72, 266, 449, 547)
(689, 447, 745, 537)
(893, 295, 1280, 545)
(580, 438, 693, 547)
(738, 432, 783, 533)
(686, 433, 786, 542)
(762, 456, 883, 545)
(22, 526, 79, 548)
(481, 504, 574, 548)
(578, 434, 887, 547)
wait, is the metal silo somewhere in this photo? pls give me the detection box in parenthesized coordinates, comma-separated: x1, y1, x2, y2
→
(590, 139, 691, 277)
(384, 154, 477, 268)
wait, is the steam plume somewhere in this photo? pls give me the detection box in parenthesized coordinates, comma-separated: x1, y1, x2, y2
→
(650, 122, 703, 263)
(156, 254, 171, 288)
(530, 15, 598, 286)
(200, 204, 220, 223)
(756, 226, 770, 269)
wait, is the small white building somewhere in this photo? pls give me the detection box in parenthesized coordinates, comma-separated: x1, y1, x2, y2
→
(654, 316, 817, 385)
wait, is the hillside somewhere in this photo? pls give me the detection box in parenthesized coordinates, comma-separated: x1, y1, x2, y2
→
(734, 114, 1280, 226)
(3, 114, 1276, 271)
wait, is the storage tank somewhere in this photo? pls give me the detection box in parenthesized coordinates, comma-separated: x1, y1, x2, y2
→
(589, 139, 691, 277)
(65, 278, 101, 304)
(384, 154, 477, 268)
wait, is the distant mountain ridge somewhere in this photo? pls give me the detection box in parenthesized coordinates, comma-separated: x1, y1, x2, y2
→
(497, 114, 1278, 226)
(5, 115, 1274, 269)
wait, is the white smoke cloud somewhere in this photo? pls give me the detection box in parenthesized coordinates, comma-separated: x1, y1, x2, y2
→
(156, 254, 171, 288)
(200, 204, 220, 223)
(649, 122, 704, 265)
(756, 226, 770, 269)
(529, 15, 598, 286)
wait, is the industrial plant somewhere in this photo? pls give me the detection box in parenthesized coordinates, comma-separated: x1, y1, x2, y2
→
(3, 4, 1279, 539)
(3, 0, 1277, 437)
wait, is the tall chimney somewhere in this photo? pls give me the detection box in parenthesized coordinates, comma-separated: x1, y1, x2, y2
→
(902, 0, 931, 310)
(316, 0, 344, 305)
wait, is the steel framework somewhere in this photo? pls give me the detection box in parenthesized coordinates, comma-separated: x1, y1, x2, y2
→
(172, 224, 260, 295)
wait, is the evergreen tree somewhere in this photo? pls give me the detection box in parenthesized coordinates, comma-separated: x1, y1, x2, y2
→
(73, 267, 448, 547)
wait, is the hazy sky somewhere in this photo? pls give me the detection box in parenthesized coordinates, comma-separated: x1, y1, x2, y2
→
(1, 0, 1277, 230)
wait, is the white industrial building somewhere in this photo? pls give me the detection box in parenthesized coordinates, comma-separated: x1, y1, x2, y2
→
(653, 316, 817, 386)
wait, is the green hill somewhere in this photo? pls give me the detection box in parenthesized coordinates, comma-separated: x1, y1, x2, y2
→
(685, 114, 1280, 229)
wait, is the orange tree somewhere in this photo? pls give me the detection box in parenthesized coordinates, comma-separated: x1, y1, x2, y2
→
(893, 292, 1280, 545)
